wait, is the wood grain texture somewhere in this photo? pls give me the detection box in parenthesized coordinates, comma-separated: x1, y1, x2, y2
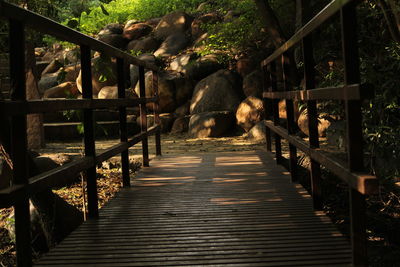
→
(35, 151, 351, 266)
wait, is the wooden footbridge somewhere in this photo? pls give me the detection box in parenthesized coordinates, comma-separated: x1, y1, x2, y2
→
(0, 0, 378, 266)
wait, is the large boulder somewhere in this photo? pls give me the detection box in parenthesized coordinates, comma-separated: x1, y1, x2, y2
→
(246, 121, 266, 142)
(43, 82, 79, 98)
(174, 101, 190, 117)
(126, 36, 160, 53)
(154, 32, 189, 57)
(169, 53, 197, 73)
(123, 22, 153, 40)
(41, 59, 63, 75)
(76, 56, 117, 95)
(134, 71, 176, 113)
(189, 111, 235, 138)
(98, 34, 127, 49)
(38, 73, 59, 94)
(191, 12, 221, 40)
(171, 116, 190, 134)
(236, 57, 256, 78)
(185, 54, 224, 81)
(98, 85, 118, 99)
(190, 70, 242, 114)
(130, 54, 156, 88)
(171, 76, 195, 106)
(154, 11, 193, 40)
(98, 23, 124, 35)
(297, 111, 332, 137)
(62, 64, 81, 82)
(236, 96, 264, 132)
(243, 70, 263, 98)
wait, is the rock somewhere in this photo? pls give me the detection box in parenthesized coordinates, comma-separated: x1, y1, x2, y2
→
(63, 64, 81, 82)
(98, 85, 118, 99)
(170, 75, 195, 106)
(123, 22, 153, 40)
(191, 12, 221, 40)
(169, 53, 196, 73)
(98, 34, 128, 49)
(326, 120, 347, 149)
(190, 70, 242, 114)
(174, 101, 190, 116)
(126, 36, 160, 53)
(76, 56, 117, 95)
(98, 23, 124, 35)
(171, 116, 190, 133)
(134, 71, 176, 113)
(138, 113, 176, 133)
(146, 17, 162, 27)
(154, 11, 193, 40)
(36, 61, 51, 75)
(236, 96, 264, 132)
(189, 111, 235, 138)
(38, 73, 59, 94)
(130, 54, 156, 87)
(43, 82, 79, 98)
(237, 57, 256, 78)
(185, 54, 223, 81)
(243, 70, 263, 98)
(246, 121, 266, 142)
(154, 32, 189, 57)
(41, 59, 62, 75)
(297, 111, 331, 137)
(278, 100, 300, 121)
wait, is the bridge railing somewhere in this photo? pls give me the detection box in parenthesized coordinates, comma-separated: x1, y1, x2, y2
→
(261, 0, 378, 266)
(0, 1, 161, 266)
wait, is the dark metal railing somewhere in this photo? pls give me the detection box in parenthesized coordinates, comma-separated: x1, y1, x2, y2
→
(0, 1, 161, 266)
(261, 0, 378, 266)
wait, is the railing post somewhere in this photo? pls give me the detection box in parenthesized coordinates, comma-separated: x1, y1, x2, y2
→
(9, 18, 31, 267)
(269, 62, 283, 164)
(117, 58, 130, 187)
(139, 66, 149, 167)
(341, 2, 366, 266)
(80, 45, 98, 218)
(302, 35, 322, 210)
(262, 65, 272, 152)
(282, 53, 298, 182)
(152, 71, 161, 156)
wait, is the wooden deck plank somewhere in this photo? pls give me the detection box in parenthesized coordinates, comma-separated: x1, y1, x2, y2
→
(35, 151, 351, 266)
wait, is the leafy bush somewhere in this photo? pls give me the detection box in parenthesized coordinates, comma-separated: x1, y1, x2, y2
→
(77, 0, 204, 34)
(199, 0, 268, 58)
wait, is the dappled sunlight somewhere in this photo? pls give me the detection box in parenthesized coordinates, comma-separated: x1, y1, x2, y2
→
(136, 176, 195, 181)
(210, 198, 260, 205)
(212, 178, 248, 183)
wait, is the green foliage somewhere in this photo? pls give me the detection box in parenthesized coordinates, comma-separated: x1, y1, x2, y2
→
(199, 0, 267, 58)
(77, 0, 204, 34)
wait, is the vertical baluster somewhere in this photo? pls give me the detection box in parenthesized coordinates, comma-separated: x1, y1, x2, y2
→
(152, 71, 161, 156)
(262, 65, 272, 152)
(139, 66, 149, 166)
(341, 3, 366, 266)
(80, 45, 98, 218)
(9, 19, 31, 267)
(269, 61, 282, 164)
(302, 35, 322, 209)
(282, 53, 298, 181)
(117, 58, 130, 187)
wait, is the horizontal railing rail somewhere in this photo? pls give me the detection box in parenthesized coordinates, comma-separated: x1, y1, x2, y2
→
(0, 1, 162, 266)
(261, 0, 377, 266)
